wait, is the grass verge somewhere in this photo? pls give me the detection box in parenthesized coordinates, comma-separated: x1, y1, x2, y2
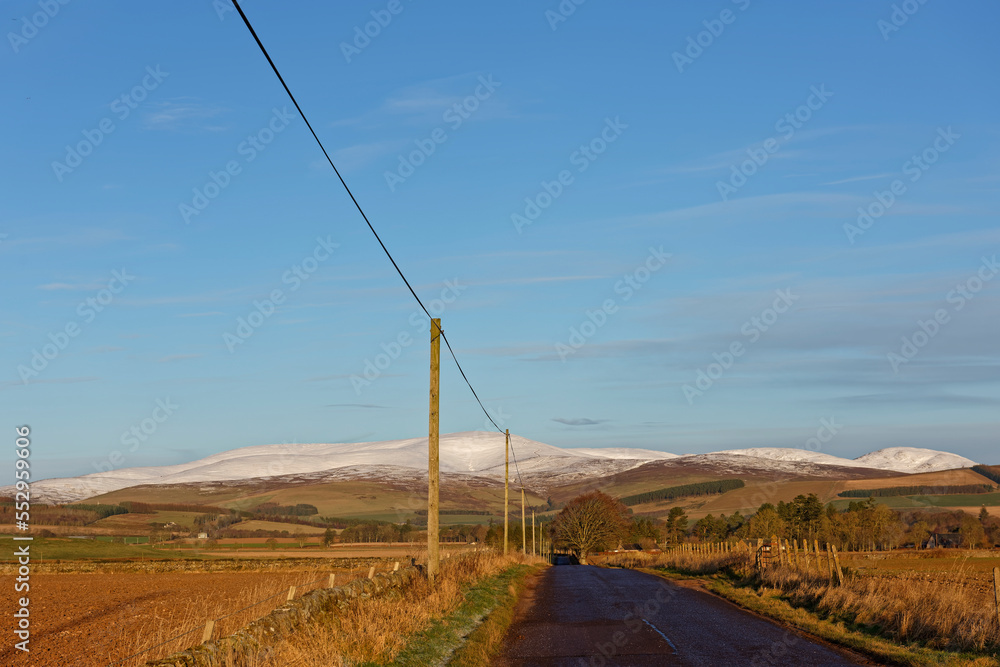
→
(259, 552, 543, 666)
(389, 563, 540, 666)
(443, 562, 541, 666)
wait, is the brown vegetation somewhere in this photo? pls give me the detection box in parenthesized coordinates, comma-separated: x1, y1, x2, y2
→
(0, 561, 365, 667)
(254, 551, 538, 666)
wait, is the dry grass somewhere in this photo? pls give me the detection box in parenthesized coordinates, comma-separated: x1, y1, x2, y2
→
(598, 547, 754, 576)
(116, 567, 362, 667)
(242, 551, 539, 667)
(761, 565, 1000, 653)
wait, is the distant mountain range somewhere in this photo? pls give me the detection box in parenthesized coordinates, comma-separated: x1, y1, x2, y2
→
(4, 431, 979, 505)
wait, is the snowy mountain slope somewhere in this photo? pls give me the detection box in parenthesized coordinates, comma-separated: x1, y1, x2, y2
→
(3, 433, 979, 504)
(708, 448, 866, 468)
(852, 447, 978, 474)
(9, 432, 668, 504)
(569, 447, 679, 461)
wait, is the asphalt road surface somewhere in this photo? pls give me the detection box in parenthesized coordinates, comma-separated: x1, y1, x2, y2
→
(494, 559, 873, 666)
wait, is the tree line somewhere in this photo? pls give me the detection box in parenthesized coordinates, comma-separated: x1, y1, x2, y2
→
(619, 479, 745, 506)
(547, 490, 1000, 562)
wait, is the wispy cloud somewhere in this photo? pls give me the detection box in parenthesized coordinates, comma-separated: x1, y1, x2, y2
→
(822, 172, 895, 186)
(1, 376, 99, 389)
(37, 281, 103, 291)
(553, 417, 609, 426)
(118, 289, 242, 307)
(157, 354, 202, 363)
(4, 228, 130, 249)
(332, 73, 515, 129)
(331, 140, 409, 171)
(326, 403, 388, 409)
(143, 98, 228, 132)
(474, 275, 605, 287)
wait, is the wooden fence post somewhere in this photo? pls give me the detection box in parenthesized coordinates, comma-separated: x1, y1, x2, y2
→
(328, 573, 336, 588)
(792, 539, 799, 569)
(825, 544, 834, 582)
(368, 565, 376, 579)
(831, 545, 845, 586)
(201, 619, 215, 644)
(286, 585, 296, 601)
(393, 561, 400, 571)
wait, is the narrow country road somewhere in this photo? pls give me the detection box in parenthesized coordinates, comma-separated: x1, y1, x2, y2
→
(494, 559, 873, 666)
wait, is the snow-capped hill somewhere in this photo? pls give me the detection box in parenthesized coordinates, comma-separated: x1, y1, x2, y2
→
(852, 447, 978, 474)
(568, 447, 679, 460)
(6, 432, 671, 504)
(708, 448, 865, 468)
(2, 433, 979, 505)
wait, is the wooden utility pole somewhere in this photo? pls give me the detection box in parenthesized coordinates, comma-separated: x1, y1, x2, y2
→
(532, 510, 536, 557)
(427, 318, 441, 584)
(521, 487, 527, 555)
(504, 429, 510, 555)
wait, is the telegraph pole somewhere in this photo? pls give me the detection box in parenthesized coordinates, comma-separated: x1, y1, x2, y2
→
(504, 429, 509, 555)
(521, 487, 527, 555)
(532, 510, 536, 557)
(428, 318, 441, 583)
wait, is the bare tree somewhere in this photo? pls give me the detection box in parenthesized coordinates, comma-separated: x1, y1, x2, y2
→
(551, 491, 630, 563)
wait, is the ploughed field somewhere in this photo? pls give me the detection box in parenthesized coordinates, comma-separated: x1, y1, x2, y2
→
(840, 549, 1000, 599)
(0, 559, 391, 667)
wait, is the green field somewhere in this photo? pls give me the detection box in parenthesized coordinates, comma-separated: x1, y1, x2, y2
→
(0, 536, 194, 562)
(94, 509, 208, 530)
(235, 519, 327, 534)
(829, 492, 1000, 511)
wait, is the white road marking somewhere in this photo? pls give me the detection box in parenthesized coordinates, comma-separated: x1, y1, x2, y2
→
(642, 617, 677, 654)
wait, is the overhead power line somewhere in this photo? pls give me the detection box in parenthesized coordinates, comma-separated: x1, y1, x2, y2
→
(228, 1, 516, 457)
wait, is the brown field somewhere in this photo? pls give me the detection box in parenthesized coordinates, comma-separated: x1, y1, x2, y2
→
(0, 559, 399, 667)
(86, 477, 544, 524)
(175, 544, 466, 559)
(952, 506, 1000, 517)
(616, 467, 999, 522)
(231, 519, 328, 534)
(839, 468, 995, 491)
(838, 550, 1000, 599)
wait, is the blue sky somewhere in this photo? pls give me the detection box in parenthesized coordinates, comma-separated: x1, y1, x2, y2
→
(2, 0, 998, 482)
